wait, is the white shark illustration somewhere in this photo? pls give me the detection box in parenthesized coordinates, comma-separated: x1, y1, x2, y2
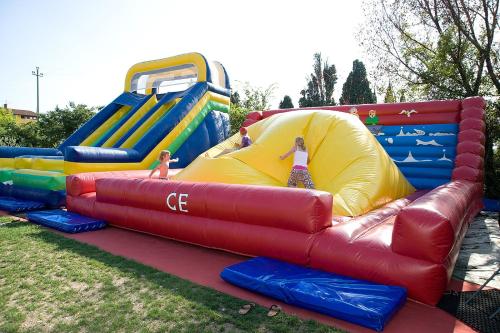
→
(416, 139, 443, 146)
(429, 132, 456, 136)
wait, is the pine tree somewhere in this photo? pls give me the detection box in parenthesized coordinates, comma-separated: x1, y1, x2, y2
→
(279, 95, 294, 109)
(384, 83, 396, 103)
(339, 60, 376, 105)
(230, 91, 241, 106)
(298, 53, 338, 107)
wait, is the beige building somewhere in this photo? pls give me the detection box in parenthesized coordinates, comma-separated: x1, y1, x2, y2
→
(3, 103, 38, 123)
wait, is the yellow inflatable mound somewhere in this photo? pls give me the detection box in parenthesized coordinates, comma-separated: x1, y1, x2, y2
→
(173, 110, 415, 216)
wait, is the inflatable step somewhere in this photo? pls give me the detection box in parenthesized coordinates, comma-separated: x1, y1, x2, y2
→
(221, 257, 407, 332)
(27, 210, 107, 233)
(0, 168, 15, 182)
(12, 169, 66, 191)
(0, 196, 46, 212)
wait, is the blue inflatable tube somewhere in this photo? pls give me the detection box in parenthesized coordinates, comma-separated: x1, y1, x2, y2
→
(221, 257, 407, 332)
(11, 186, 66, 207)
(0, 147, 62, 158)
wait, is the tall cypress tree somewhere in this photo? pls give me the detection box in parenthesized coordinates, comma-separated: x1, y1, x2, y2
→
(279, 95, 294, 109)
(384, 83, 396, 103)
(339, 60, 376, 105)
(299, 53, 338, 107)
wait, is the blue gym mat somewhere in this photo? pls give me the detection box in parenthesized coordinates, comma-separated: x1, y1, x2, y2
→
(0, 196, 45, 212)
(27, 210, 107, 233)
(221, 257, 407, 331)
(483, 198, 500, 212)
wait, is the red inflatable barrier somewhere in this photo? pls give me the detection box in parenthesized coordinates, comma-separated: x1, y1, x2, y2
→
(95, 178, 332, 234)
(392, 180, 482, 264)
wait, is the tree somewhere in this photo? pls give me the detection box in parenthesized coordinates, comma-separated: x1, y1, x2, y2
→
(36, 102, 96, 147)
(384, 83, 397, 103)
(237, 82, 276, 111)
(0, 103, 97, 148)
(359, 0, 500, 197)
(339, 60, 377, 105)
(279, 95, 294, 109)
(230, 91, 241, 106)
(228, 82, 277, 135)
(0, 107, 18, 146)
(299, 53, 338, 107)
(359, 0, 499, 99)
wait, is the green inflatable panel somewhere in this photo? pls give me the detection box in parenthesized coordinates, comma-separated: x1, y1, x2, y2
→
(12, 170, 66, 191)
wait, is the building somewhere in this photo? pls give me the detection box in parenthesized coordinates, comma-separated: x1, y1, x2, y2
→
(3, 103, 38, 123)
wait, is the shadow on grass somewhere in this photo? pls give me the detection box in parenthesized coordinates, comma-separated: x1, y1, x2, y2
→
(20, 222, 339, 333)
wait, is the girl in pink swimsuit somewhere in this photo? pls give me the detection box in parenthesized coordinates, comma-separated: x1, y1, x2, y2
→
(149, 150, 179, 179)
(279, 137, 315, 189)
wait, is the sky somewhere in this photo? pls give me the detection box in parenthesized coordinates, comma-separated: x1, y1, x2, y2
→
(0, 0, 369, 112)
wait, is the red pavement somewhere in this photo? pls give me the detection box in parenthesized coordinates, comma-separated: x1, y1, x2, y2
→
(58, 226, 476, 333)
(1, 209, 478, 333)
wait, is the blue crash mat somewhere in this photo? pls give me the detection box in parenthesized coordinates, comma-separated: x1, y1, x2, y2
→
(221, 257, 407, 332)
(27, 210, 107, 233)
(483, 198, 500, 212)
(0, 196, 45, 212)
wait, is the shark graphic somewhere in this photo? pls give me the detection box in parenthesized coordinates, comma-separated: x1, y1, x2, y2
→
(416, 139, 443, 146)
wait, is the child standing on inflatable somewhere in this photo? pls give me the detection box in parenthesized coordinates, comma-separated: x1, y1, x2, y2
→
(149, 150, 179, 179)
(280, 137, 315, 189)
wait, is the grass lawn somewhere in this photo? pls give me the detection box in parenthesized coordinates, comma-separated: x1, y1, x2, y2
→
(0, 216, 344, 333)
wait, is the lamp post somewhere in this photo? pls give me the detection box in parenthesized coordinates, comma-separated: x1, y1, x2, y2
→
(32, 67, 44, 115)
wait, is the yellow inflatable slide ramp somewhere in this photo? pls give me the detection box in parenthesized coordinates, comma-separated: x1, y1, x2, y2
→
(174, 110, 415, 216)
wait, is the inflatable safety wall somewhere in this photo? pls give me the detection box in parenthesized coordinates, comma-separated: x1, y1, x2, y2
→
(0, 53, 231, 205)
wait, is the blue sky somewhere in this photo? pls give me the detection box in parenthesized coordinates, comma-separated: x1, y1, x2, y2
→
(0, 0, 367, 112)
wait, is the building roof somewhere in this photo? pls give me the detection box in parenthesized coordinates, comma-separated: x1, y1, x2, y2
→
(11, 108, 37, 117)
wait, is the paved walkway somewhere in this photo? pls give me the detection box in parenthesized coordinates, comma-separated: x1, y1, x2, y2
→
(453, 211, 500, 289)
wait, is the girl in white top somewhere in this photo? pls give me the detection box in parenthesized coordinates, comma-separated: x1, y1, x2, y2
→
(279, 137, 315, 189)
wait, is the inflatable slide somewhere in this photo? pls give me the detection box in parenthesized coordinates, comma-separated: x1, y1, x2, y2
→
(0, 53, 231, 206)
(66, 96, 486, 306)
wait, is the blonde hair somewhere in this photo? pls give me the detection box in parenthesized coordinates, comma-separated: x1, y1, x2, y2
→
(159, 150, 171, 161)
(295, 137, 306, 151)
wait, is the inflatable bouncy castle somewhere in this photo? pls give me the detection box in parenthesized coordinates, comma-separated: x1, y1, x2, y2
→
(0, 53, 231, 206)
(65, 95, 486, 305)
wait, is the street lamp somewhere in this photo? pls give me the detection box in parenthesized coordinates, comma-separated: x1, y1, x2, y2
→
(32, 67, 44, 115)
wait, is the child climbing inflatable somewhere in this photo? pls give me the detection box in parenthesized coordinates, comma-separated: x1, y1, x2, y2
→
(280, 137, 315, 189)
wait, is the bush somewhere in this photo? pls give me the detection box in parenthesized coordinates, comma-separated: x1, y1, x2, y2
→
(228, 104, 250, 135)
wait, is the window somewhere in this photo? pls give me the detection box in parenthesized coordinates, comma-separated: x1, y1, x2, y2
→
(131, 64, 198, 94)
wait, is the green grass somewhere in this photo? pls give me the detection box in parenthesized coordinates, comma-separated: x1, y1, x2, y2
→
(0, 216, 345, 333)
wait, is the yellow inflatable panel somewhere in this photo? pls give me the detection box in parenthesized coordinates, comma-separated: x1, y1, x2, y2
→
(14, 157, 33, 170)
(174, 110, 415, 216)
(0, 158, 15, 168)
(31, 158, 64, 172)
